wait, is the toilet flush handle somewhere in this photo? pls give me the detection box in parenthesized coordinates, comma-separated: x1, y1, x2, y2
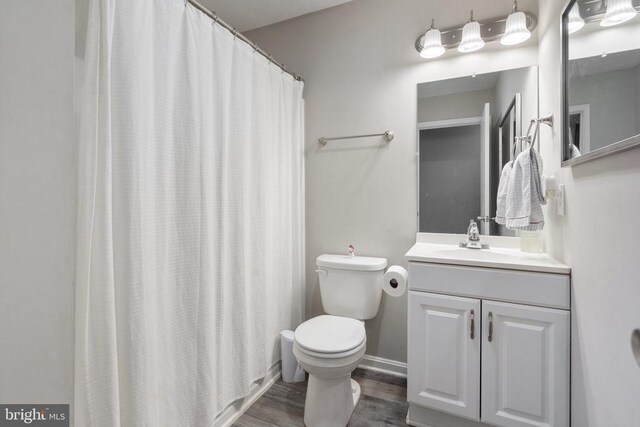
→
(315, 269, 328, 277)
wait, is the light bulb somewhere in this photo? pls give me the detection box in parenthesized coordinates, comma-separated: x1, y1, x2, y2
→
(420, 20, 446, 59)
(601, 0, 637, 27)
(567, 3, 585, 34)
(501, 1, 532, 45)
(458, 11, 485, 53)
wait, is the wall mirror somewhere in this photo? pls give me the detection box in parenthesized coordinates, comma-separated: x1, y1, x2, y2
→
(417, 66, 539, 236)
(562, 0, 640, 165)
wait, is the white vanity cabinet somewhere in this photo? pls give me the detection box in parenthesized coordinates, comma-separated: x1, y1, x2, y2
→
(406, 252, 571, 427)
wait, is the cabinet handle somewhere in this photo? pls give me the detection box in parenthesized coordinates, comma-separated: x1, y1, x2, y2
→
(488, 312, 494, 342)
(470, 309, 475, 340)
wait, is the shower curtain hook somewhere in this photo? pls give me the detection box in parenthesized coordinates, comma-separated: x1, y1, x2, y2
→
(252, 42, 258, 53)
(233, 28, 238, 40)
(211, 12, 219, 25)
(281, 64, 287, 74)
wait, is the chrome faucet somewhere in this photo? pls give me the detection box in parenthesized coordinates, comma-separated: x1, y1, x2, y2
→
(460, 219, 486, 249)
(467, 220, 481, 245)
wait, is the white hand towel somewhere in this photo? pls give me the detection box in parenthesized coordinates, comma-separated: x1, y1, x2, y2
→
(505, 147, 546, 231)
(495, 161, 512, 225)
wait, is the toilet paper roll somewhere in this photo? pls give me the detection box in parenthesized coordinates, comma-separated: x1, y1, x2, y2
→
(382, 265, 408, 297)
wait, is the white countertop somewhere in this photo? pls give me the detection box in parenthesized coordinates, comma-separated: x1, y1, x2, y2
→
(405, 233, 570, 275)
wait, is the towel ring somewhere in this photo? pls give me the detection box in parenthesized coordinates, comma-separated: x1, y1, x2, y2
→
(514, 119, 540, 159)
(513, 136, 529, 159)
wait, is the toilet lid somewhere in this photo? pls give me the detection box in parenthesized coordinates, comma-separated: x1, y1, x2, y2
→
(295, 315, 366, 354)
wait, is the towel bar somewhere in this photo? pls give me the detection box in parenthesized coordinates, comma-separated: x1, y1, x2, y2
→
(317, 130, 394, 147)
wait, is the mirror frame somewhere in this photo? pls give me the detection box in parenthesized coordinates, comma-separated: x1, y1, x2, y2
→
(561, 0, 571, 166)
(561, 0, 640, 167)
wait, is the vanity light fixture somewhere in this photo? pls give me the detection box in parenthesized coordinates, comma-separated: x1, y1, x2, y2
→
(458, 11, 485, 53)
(420, 19, 446, 58)
(501, 1, 532, 45)
(415, 7, 536, 59)
(567, 3, 585, 34)
(600, 0, 637, 26)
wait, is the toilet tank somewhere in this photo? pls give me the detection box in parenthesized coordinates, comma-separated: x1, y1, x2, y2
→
(316, 254, 387, 320)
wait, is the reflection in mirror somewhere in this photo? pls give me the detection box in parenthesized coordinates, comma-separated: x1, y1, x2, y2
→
(562, 0, 640, 163)
(417, 66, 538, 236)
(499, 94, 522, 172)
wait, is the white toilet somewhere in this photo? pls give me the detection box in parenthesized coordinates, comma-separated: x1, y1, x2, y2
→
(293, 253, 387, 427)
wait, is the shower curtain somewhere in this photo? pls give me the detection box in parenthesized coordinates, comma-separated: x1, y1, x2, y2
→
(74, 0, 304, 425)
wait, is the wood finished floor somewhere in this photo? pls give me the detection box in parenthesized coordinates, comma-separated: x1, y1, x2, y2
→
(233, 368, 409, 426)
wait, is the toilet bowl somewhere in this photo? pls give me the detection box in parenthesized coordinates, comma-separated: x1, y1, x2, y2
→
(294, 315, 366, 427)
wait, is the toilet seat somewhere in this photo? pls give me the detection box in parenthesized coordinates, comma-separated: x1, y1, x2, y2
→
(294, 315, 366, 355)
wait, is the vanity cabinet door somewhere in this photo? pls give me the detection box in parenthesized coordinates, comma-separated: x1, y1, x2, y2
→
(481, 300, 569, 427)
(408, 291, 480, 421)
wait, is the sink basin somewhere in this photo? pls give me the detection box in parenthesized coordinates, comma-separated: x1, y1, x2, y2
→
(428, 246, 528, 263)
(405, 234, 570, 274)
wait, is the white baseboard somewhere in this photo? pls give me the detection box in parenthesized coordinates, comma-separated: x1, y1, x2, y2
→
(358, 354, 407, 378)
(215, 364, 281, 427)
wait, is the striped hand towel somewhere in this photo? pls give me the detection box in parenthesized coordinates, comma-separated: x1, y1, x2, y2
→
(505, 146, 546, 231)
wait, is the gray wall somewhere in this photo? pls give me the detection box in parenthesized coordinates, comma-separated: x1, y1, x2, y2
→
(419, 126, 480, 234)
(0, 0, 75, 403)
(247, 0, 539, 363)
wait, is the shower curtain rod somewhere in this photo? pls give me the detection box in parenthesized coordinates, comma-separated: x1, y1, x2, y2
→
(186, 0, 304, 82)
